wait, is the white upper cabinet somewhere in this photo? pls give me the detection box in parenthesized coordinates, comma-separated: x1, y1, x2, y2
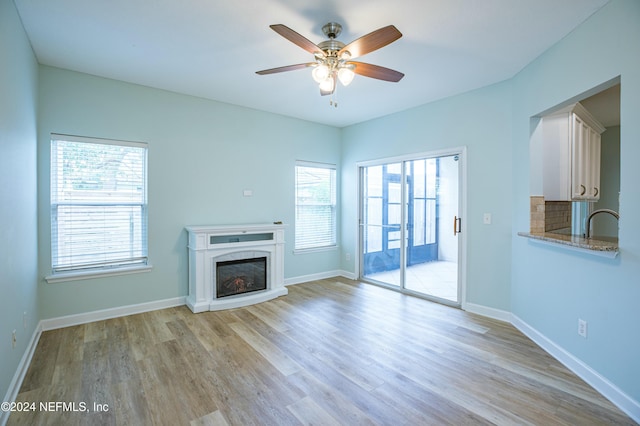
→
(543, 102, 605, 202)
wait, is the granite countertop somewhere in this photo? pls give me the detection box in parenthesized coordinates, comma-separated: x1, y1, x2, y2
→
(518, 231, 618, 253)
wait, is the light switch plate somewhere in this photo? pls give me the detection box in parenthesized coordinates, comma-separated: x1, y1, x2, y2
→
(483, 213, 492, 225)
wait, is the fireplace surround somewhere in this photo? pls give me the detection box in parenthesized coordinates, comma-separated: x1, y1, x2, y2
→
(185, 223, 287, 312)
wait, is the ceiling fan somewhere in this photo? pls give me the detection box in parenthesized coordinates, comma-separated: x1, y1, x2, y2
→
(256, 22, 404, 102)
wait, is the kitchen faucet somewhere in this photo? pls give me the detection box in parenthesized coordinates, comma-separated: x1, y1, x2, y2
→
(585, 209, 619, 238)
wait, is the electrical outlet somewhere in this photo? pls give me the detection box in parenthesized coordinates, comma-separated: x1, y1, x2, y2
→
(345, 253, 351, 261)
(12, 330, 17, 349)
(578, 319, 588, 338)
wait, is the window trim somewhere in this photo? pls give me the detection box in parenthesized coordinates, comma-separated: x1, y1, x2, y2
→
(294, 160, 337, 252)
(48, 133, 149, 281)
(45, 263, 152, 284)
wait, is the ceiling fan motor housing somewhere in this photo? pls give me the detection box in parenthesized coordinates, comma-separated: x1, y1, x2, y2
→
(318, 39, 346, 55)
(319, 23, 347, 56)
(322, 22, 342, 39)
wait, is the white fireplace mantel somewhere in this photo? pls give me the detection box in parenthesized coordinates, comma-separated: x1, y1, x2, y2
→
(185, 223, 287, 312)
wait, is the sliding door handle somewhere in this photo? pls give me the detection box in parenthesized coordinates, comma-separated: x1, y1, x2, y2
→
(453, 216, 462, 236)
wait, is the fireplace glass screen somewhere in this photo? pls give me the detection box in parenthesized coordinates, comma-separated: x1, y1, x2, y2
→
(216, 257, 267, 298)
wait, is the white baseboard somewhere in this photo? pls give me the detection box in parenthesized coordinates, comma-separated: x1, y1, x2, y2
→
(338, 270, 357, 280)
(284, 270, 350, 286)
(463, 302, 511, 322)
(40, 296, 186, 331)
(1, 322, 42, 426)
(511, 314, 640, 423)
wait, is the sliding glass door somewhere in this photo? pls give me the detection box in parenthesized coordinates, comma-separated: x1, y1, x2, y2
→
(359, 151, 462, 306)
(361, 162, 402, 287)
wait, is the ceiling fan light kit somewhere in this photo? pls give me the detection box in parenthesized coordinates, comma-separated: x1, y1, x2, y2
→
(311, 64, 330, 83)
(338, 65, 356, 86)
(256, 22, 404, 106)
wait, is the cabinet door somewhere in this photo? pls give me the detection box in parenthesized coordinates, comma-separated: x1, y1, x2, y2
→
(571, 116, 601, 201)
(571, 114, 589, 199)
(588, 129, 601, 200)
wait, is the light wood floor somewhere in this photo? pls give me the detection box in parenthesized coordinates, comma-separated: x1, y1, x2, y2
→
(8, 278, 635, 425)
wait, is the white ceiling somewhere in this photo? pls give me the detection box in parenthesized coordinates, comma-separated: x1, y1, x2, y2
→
(14, 0, 610, 128)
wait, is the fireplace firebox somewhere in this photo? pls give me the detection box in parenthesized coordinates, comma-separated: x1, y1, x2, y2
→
(216, 257, 267, 298)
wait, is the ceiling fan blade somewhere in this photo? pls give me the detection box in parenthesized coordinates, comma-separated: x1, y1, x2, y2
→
(270, 24, 326, 57)
(339, 25, 402, 59)
(256, 63, 315, 75)
(350, 62, 404, 82)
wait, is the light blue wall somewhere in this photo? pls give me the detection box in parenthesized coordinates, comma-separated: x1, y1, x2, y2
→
(341, 80, 514, 311)
(0, 0, 39, 404)
(511, 0, 640, 404)
(37, 66, 341, 318)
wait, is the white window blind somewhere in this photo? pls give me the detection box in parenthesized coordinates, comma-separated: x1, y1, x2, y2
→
(50, 134, 148, 273)
(295, 162, 337, 250)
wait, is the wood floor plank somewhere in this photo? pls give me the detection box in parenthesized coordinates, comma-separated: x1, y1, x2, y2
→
(207, 313, 306, 408)
(177, 310, 221, 352)
(7, 278, 636, 425)
(371, 373, 494, 426)
(17, 329, 60, 392)
(227, 320, 301, 376)
(111, 378, 153, 426)
(190, 409, 230, 426)
(142, 309, 176, 343)
(8, 387, 50, 426)
(244, 302, 292, 333)
(205, 340, 300, 425)
(83, 319, 107, 343)
(271, 297, 341, 334)
(286, 395, 342, 426)
(80, 338, 117, 425)
(123, 312, 156, 362)
(285, 370, 378, 425)
(137, 350, 190, 425)
(240, 307, 387, 393)
(257, 321, 442, 425)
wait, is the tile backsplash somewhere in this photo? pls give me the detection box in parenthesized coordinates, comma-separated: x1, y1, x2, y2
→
(529, 196, 572, 233)
(530, 196, 545, 233)
(544, 201, 571, 232)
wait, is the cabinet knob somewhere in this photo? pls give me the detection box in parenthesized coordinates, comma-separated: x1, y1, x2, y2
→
(580, 185, 586, 196)
(594, 187, 599, 197)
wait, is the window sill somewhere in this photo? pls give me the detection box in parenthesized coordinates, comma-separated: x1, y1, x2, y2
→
(293, 245, 338, 255)
(45, 264, 153, 284)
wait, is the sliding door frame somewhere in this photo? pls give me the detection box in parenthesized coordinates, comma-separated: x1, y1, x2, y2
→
(355, 146, 468, 308)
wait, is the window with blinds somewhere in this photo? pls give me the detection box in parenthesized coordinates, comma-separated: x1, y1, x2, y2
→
(295, 162, 337, 250)
(50, 134, 148, 274)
